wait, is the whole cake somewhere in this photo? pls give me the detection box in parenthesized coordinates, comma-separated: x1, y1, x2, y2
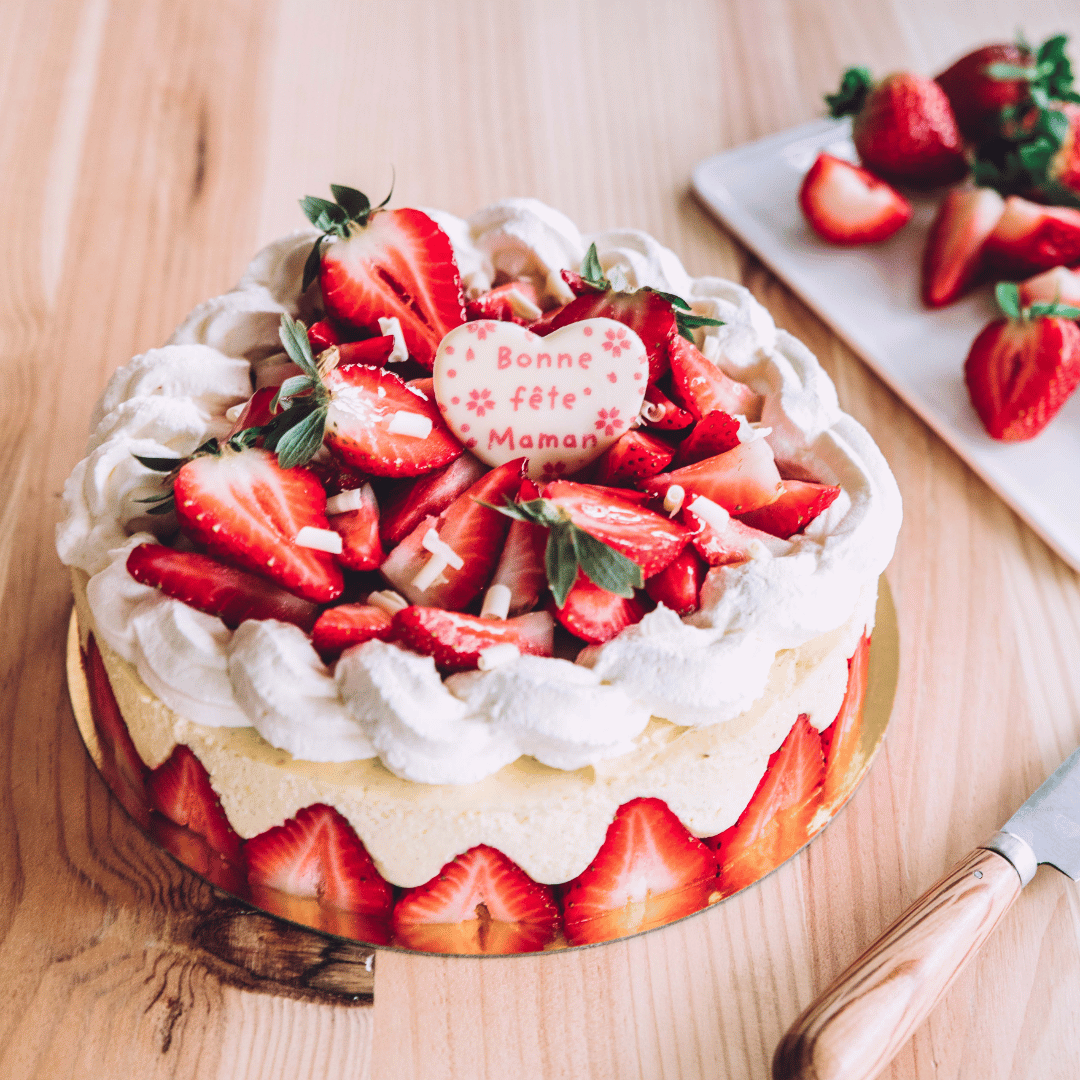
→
(59, 192, 901, 953)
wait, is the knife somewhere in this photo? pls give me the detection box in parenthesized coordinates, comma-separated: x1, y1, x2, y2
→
(772, 744, 1080, 1080)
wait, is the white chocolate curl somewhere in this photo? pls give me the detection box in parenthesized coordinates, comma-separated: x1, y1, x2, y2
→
(481, 584, 512, 620)
(294, 526, 343, 554)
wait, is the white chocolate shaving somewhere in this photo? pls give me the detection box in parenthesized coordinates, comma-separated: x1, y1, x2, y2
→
(545, 269, 575, 305)
(663, 484, 685, 516)
(388, 411, 434, 439)
(686, 494, 729, 533)
(325, 487, 366, 515)
(367, 589, 409, 615)
(225, 402, 246, 422)
(294, 526, 343, 554)
(477, 643, 521, 670)
(480, 583, 512, 620)
(640, 400, 666, 424)
(421, 528, 464, 569)
(506, 288, 543, 321)
(379, 316, 409, 363)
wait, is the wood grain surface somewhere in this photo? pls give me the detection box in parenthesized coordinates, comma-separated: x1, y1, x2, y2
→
(2, 1, 1079, 1078)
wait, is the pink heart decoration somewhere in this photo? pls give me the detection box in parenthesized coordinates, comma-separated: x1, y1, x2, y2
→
(432, 319, 649, 481)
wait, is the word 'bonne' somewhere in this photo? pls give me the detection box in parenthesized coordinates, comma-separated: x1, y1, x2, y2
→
(498, 347, 592, 370)
(488, 428, 598, 451)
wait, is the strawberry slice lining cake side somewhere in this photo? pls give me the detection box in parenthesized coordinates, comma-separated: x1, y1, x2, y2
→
(58, 193, 901, 952)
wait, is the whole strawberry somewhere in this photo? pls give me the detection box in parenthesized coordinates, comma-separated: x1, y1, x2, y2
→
(827, 67, 968, 187)
(965, 281, 1080, 440)
(936, 42, 1035, 142)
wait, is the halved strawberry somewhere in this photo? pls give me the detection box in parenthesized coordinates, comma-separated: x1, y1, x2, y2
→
(173, 447, 344, 603)
(541, 480, 689, 578)
(591, 429, 673, 485)
(921, 187, 1005, 308)
(964, 283, 1080, 440)
(561, 797, 717, 946)
(83, 635, 151, 828)
(305, 188, 465, 368)
(378, 453, 487, 545)
(641, 383, 694, 430)
(311, 603, 395, 661)
(245, 803, 393, 915)
(683, 501, 792, 566)
(535, 287, 678, 384)
(148, 744, 243, 867)
(488, 479, 547, 616)
(821, 634, 871, 813)
(667, 335, 762, 421)
(549, 574, 646, 644)
(392, 606, 554, 671)
(126, 544, 319, 631)
(644, 547, 708, 615)
(327, 482, 384, 572)
(982, 195, 1080, 278)
(465, 280, 543, 325)
(639, 440, 784, 515)
(336, 336, 396, 366)
(148, 812, 247, 895)
(674, 410, 740, 465)
(379, 458, 525, 609)
(1018, 265, 1080, 308)
(322, 364, 463, 477)
(708, 713, 825, 897)
(227, 387, 281, 438)
(392, 845, 560, 955)
(736, 480, 841, 539)
(798, 153, 913, 246)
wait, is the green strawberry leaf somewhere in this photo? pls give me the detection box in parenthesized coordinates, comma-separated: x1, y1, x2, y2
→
(824, 67, 873, 119)
(580, 243, 611, 290)
(330, 184, 370, 221)
(272, 405, 329, 469)
(546, 527, 579, 608)
(649, 289, 691, 311)
(279, 313, 320, 380)
(275, 374, 316, 411)
(299, 195, 350, 235)
(301, 235, 324, 293)
(571, 526, 641, 597)
(996, 281, 1023, 319)
(676, 311, 725, 341)
(133, 454, 185, 473)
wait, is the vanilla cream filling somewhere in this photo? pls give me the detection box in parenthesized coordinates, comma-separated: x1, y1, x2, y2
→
(57, 198, 902, 790)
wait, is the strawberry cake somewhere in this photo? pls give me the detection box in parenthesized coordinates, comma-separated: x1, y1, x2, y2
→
(59, 190, 901, 952)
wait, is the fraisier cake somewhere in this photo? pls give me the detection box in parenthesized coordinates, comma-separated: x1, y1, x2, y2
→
(59, 191, 901, 953)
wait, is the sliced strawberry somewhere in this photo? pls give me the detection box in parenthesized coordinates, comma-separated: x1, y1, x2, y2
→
(173, 447, 344, 603)
(559, 269, 606, 297)
(148, 744, 243, 867)
(311, 603, 395, 661)
(148, 812, 247, 895)
(378, 453, 487, 545)
(305, 457, 370, 497)
(639, 440, 784, 516)
(1018, 265, 1080, 308)
(683, 501, 792, 566)
(307, 318, 342, 351)
(336, 336, 396, 366)
(535, 288, 677, 383)
(379, 458, 525, 610)
(317, 206, 465, 368)
(322, 364, 463, 477)
(983, 195, 1080, 279)
(737, 480, 841, 539)
(549, 574, 646, 644)
(406, 376, 435, 399)
(641, 383, 694, 430)
(708, 714, 825, 897)
(126, 544, 319, 631)
(465, 280, 543, 325)
(592, 429, 673, 485)
(327, 482, 384, 572)
(244, 803, 393, 915)
(675, 410, 740, 465)
(541, 479, 689, 578)
(561, 797, 717, 946)
(83, 635, 151, 828)
(392, 845, 560, 955)
(921, 187, 1005, 308)
(227, 387, 281, 438)
(392, 607, 554, 671)
(798, 153, 913, 246)
(935, 42, 1034, 142)
(489, 480, 547, 616)
(964, 302, 1080, 440)
(667, 335, 762, 421)
(248, 883, 392, 945)
(821, 634, 871, 813)
(644, 547, 707, 615)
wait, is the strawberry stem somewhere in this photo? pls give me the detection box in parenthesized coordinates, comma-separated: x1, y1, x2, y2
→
(825, 67, 873, 119)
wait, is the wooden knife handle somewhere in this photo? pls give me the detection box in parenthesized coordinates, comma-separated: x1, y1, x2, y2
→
(772, 847, 1022, 1080)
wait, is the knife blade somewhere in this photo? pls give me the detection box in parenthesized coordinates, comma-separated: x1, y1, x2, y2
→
(773, 743, 1080, 1080)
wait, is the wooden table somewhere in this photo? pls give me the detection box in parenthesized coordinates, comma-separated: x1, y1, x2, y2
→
(3, 0, 1079, 1076)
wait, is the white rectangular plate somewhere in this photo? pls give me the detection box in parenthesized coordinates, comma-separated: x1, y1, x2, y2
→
(692, 118, 1080, 572)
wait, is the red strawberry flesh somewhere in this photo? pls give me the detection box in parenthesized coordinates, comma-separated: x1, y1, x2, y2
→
(921, 186, 1005, 308)
(736, 480, 841, 539)
(312, 603, 395, 661)
(392, 606, 555, 671)
(550, 574, 646, 644)
(644, 547, 707, 615)
(378, 453, 487, 544)
(667, 335, 762, 421)
(983, 196, 1080, 279)
(798, 153, 913, 246)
